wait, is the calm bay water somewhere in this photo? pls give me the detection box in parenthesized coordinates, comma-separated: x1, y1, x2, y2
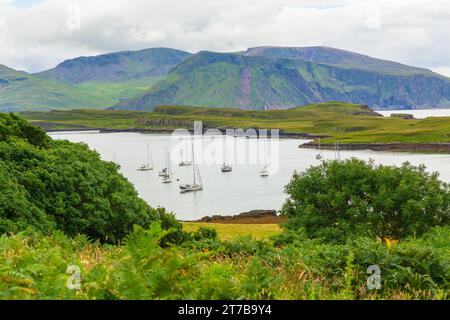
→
(378, 108, 450, 119)
(50, 131, 450, 220)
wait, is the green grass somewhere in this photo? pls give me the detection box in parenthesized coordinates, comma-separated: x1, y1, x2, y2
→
(0, 66, 115, 112)
(19, 102, 450, 144)
(182, 222, 281, 241)
(77, 79, 161, 102)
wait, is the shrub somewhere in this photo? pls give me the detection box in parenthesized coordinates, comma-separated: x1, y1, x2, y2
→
(282, 159, 450, 242)
(0, 115, 178, 243)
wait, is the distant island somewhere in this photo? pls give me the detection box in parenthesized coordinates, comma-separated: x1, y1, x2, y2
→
(20, 102, 450, 153)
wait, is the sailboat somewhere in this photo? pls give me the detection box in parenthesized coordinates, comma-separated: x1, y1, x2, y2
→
(180, 145, 203, 193)
(221, 140, 232, 172)
(221, 163, 232, 172)
(259, 142, 269, 177)
(179, 146, 192, 167)
(334, 140, 341, 161)
(112, 149, 118, 164)
(259, 164, 269, 177)
(138, 143, 154, 171)
(316, 138, 323, 160)
(159, 145, 170, 177)
(161, 147, 173, 184)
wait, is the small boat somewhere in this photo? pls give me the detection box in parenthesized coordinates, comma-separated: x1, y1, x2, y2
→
(259, 164, 269, 177)
(179, 147, 192, 167)
(112, 149, 118, 164)
(138, 143, 154, 171)
(161, 147, 173, 183)
(180, 145, 203, 193)
(221, 141, 232, 173)
(158, 168, 168, 177)
(260, 144, 270, 177)
(221, 163, 232, 172)
(335, 140, 341, 161)
(159, 146, 171, 178)
(316, 138, 323, 160)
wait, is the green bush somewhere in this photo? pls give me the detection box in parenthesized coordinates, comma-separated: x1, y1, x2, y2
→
(282, 159, 450, 243)
(0, 114, 179, 243)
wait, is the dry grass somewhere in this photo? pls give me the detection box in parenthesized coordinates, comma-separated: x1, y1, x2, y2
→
(182, 222, 281, 240)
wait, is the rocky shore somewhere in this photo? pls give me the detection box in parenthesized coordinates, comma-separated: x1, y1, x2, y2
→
(300, 141, 450, 153)
(190, 210, 288, 224)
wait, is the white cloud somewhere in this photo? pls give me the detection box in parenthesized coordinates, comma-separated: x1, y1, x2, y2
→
(0, 0, 450, 75)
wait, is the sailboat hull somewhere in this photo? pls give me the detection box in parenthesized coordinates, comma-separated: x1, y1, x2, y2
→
(138, 166, 153, 171)
(180, 185, 203, 193)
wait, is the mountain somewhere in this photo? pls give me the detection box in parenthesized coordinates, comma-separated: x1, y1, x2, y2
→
(244, 46, 434, 75)
(3, 46, 450, 112)
(0, 65, 113, 112)
(35, 48, 192, 104)
(112, 48, 450, 111)
(36, 48, 192, 84)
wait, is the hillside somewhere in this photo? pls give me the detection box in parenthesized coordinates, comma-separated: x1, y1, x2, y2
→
(113, 49, 450, 111)
(36, 48, 192, 103)
(0, 65, 113, 112)
(20, 102, 450, 145)
(244, 46, 435, 75)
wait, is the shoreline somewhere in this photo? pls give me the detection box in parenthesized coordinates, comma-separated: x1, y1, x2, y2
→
(44, 126, 324, 139)
(42, 125, 450, 154)
(300, 141, 450, 153)
(184, 210, 288, 225)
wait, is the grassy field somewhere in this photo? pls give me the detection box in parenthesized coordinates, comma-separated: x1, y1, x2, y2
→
(182, 222, 281, 241)
(19, 102, 450, 144)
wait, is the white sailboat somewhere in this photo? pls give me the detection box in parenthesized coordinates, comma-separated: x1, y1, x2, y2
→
(259, 142, 269, 177)
(161, 147, 173, 184)
(259, 164, 269, 177)
(112, 149, 118, 164)
(221, 139, 232, 172)
(179, 146, 192, 167)
(221, 163, 232, 172)
(316, 138, 323, 160)
(138, 143, 154, 171)
(159, 145, 170, 177)
(335, 140, 341, 161)
(180, 145, 203, 193)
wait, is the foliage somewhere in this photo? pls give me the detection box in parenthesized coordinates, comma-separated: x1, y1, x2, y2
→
(0, 114, 179, 243)
(282, 159, 450, 242)
(1, 224, 449, 300)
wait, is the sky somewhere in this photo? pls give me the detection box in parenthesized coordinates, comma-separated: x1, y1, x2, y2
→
(1, 0, 450, 76)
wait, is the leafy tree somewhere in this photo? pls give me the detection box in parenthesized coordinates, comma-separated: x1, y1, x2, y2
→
(282, 159, 450, 242)
(0, 113, 179, 243)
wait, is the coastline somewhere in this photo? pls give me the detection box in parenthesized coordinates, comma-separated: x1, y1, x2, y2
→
(45, 125, 324, 139)
(44, 125, 450, 154)
(300, 141, 450, 153)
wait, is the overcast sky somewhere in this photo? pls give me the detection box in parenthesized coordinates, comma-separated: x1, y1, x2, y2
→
(1, 0, 450, 76)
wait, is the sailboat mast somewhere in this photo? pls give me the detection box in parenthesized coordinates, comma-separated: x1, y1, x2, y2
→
(167, 147, 172, 176)
(197, 165, 202, 186)
(192, 144, 196, 185)
(223, 138, 226, 165)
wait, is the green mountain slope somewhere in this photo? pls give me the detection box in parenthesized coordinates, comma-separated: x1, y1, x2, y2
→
(244, 46, 435, 75)
(0, 65, 114, 112)
(36, 48, 192, 103)
(112, 50, 450, 111)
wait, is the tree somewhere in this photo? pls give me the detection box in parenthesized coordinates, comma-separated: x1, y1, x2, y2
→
(0, 113, 180, 243)
(282, 159, 450, 242)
